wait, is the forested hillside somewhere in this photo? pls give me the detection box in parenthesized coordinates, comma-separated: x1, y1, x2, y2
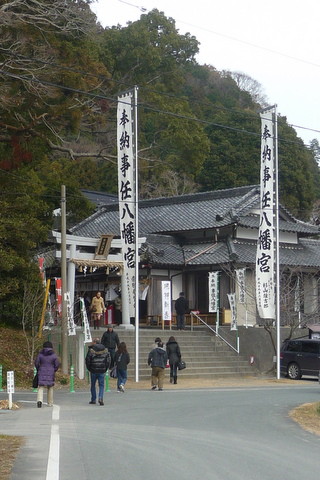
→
(0, 0, 319, 323)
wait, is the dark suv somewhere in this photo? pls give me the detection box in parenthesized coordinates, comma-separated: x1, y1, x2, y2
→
(280, 338, 320, 380)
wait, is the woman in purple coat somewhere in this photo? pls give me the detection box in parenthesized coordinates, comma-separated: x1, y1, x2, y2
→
(35, 341, 60, 408)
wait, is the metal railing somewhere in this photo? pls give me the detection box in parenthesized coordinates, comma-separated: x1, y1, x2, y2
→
(190, 312, 239, 354)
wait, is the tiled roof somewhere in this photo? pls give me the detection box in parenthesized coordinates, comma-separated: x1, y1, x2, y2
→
(183, 242, 230, 265)
(145, 237, 320, 268)
(71, 185, 320, 238)
(238, 215, 319, 234)
(140, 234, 185, 266)
(81, 190, 118, 206)
(228, 238, 320, 268)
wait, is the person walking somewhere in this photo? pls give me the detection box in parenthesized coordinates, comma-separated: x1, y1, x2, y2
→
(152, 337, 162, 349)
(114, 294, 122, 326)
(148, 341, 168, 391)
(101, 326, 120, 368)
(85, 338, 110, 406)
(175, 292, 189, 330)
(114, 342, 130, 392)
(90, 291, 106, 330)
(166, 336, 181, 384)
(34, 341, 60, 408)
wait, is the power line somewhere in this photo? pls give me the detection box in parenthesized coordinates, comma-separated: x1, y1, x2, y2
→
(0, 167, 93, 202)
(112, 1, 320, 69)
(1, 49, 319, 141)
(2, 67, 319, 152)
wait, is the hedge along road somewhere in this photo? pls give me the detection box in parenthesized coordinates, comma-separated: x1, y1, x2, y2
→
(1, 383, 320, 480)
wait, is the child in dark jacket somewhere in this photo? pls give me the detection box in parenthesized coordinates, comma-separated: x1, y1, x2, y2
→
(114, 342, 130, 392)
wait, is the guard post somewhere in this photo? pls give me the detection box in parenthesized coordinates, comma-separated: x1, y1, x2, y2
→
(70, 365, 75, 393)
(105, 369, 110, 392)
(32, 366, 38, 392)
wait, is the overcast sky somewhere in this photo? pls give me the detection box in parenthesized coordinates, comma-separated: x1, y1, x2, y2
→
(91, 0, 320, 146)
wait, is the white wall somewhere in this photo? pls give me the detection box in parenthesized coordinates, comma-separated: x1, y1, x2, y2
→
(236, 226, 297, 244)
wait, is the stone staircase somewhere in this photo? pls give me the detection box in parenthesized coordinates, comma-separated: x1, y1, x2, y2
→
(113, 328, 257, 380)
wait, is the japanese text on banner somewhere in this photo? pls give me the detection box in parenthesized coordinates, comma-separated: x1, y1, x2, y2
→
(117, 92, 136, 318)
(256, 109, 275, 319)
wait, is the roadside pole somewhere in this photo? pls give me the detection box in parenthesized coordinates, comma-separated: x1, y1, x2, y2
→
(7, 371, 14, 410)
(61, 185, 68, 374)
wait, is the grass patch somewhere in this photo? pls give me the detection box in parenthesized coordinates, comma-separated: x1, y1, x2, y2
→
(0, 326, 41, 388)
(0, 434, 24, 480)
(289, 402, 320, 436)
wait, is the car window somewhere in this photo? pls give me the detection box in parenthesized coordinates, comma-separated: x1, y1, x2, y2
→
(301, 342, 320, 354)
(286, 341, 301, 352)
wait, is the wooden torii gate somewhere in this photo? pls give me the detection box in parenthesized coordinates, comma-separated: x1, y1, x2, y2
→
(52, 231, 145, 328)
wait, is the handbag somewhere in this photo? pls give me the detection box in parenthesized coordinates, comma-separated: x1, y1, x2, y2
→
(32, 373, 39, 389)
(109, 366, 117, 379)
(177, 360, 186, 370)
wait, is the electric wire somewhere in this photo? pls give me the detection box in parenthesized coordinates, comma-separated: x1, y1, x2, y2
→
(1, 49, 319, 142)
(113, 0, 320, 69)
(1, 67, 319, 151)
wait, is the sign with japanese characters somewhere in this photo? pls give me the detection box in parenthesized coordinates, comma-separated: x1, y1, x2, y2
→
(256, 109, 275, 319)
(7, 371, 14, 394)
(208, 272, 219, 313)
(80, 297, 92, 343)
(95, 234, 113, 260)
(235, 268, 246, 304)
(65, 292, 76, 336)
(117, 91, 136, 318)
(227, 293, 237, 331)
(161, 281, 171, 321)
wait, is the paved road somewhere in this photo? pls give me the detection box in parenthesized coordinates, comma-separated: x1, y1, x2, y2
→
(1, 383, 320, 480)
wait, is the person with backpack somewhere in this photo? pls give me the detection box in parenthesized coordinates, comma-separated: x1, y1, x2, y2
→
(85, 338, 110, 406)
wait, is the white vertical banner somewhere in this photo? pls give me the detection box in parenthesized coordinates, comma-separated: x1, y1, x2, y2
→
(80, 297, 92, 344)
(294, 277, 300, 312)
(235, 268, 246, 304)
(256, 109, 276, 319)
(65, 292, 76, 336)
(161, 281, 171, 321)
(117, 91, 136, 318)
(208, 272, 219, 312)
(227, 293, 237, 331)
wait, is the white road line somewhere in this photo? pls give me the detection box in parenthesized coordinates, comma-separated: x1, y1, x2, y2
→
(46, 405, 60, 480)
(52, 404, 60, 421)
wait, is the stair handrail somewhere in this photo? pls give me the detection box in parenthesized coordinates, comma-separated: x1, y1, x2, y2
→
(190, 312, 239, 354)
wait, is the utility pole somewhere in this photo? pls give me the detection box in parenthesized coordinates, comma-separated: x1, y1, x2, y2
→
(61, 185, 68, 374)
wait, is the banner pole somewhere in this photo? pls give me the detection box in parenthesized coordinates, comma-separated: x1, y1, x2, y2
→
(274, 106, 281, 380)
(134, 85, 140, 383)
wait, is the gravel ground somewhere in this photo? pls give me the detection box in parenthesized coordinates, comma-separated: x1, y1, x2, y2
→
(107, 375, 317, 391)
